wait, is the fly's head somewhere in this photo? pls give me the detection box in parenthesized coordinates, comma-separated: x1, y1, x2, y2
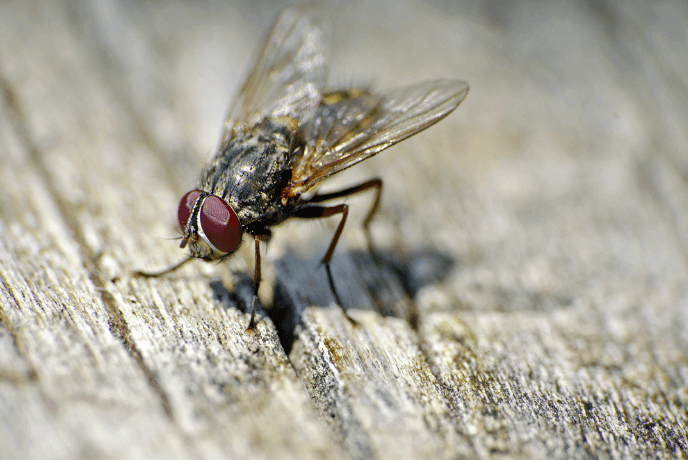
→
(177, 190, 242, 261)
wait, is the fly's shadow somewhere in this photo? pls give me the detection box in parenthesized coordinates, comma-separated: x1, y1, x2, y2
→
(208, 249, 455, 354)
(268, 249, 456, 354)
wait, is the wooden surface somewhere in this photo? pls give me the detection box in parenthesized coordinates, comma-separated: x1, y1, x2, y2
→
(1, 0, 687, 458)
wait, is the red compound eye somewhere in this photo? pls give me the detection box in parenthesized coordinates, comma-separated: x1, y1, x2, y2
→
(178, 190, 203, 231)
(199, 195, 241, 253)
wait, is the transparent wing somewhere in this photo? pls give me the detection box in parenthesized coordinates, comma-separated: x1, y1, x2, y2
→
(287, 79, 469, 196)
(218, 8, 328, 148)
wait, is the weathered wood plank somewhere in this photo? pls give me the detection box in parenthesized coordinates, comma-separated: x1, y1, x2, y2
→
(0, 0, 687, 459)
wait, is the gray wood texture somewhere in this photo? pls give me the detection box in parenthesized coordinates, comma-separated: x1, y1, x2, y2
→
(1, 0, 686, 458)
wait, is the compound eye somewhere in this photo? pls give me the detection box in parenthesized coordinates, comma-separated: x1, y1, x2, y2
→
(199, 195, 241, 253)
(178, 190, 203, 231)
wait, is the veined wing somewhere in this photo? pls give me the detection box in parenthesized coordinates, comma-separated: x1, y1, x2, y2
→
(287, 79, 469, 197)
(219, 8, 328, 148)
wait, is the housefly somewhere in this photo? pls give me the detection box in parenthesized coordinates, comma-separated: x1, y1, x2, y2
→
(135, 8, 469, 328)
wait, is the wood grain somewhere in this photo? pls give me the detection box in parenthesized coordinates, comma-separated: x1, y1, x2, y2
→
(0, 0, 686, 459)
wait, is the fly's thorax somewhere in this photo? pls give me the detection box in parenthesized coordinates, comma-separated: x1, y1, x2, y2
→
(197, 118, 297, 230)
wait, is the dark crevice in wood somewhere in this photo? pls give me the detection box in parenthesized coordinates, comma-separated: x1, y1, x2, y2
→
(268, 278, 302, 356)
(0, 72, 177, 423)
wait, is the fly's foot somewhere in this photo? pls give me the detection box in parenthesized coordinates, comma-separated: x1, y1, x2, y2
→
(342, 308, 360, 327)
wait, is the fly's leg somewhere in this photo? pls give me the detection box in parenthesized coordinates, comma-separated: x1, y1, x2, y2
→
(293, 204, 358, 323)
(247, 236, 263, 330)
(308, 178, 383, 257)
(133, 257, 194, 278)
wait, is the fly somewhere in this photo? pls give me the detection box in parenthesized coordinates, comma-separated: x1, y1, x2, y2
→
(135, 8, 469, 329)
